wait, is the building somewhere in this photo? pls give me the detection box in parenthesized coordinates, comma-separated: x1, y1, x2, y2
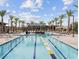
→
(0, 22, 7, 33)
(26, 23, 56, 32)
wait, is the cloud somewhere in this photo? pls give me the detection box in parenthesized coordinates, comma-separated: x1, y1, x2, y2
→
(20, 0, 43, 11)
(20, 0, 33, 9)
(50, 14, 53, 17)
(62, 0, 73, 11)
(35, 0, 43, 8)
(44, 14, 47, 17)
(0, 0, 8, 6)
(62, 6, 67, 10)
(16, 12, 41, 23)
(6, 3, 9, 7)
(31, 9, 39, 12)
(12, 10, 16, 14)
(62, 0, 73, 5)
(52, 6, 56, 11)
(7, 9, 10, 13)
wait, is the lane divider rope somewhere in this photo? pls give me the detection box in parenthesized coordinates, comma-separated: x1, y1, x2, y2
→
(40, 37, 57, 59)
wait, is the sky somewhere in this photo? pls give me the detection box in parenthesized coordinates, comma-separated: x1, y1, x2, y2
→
(0, 0, 78, 26)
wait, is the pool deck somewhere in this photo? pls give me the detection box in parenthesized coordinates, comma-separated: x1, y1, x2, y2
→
(53, 34, 78, 49)
(0, 33, 24, 45)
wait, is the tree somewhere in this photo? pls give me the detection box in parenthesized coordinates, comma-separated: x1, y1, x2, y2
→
(73, 21, 78, 32)
(72, 15, 75, 37)
(15, 18, 19, 27)
(58, 14, 65, 32)
(21, 20, 25, 32)
(14, 17, 19, 32)
(9, 15, 14, 32)
(59, 14, 64, 27)
(74, 5, 78, 8)
(39, 21, 46, 26)
(18, 20, 22, 28)
(0, 10, 6, 22)
(12, 21, 15, 32)
(48, 20, 54, 31)
(74, 0, 78, 8)
(0, 10, 6, 33)
(30, 21, 35, 25)
(66, 10, 74, 34)
(52, 20, 54, 25)
(54, 17, 58, 26)
(48, 21, 52, 26)
(39, 21, 46, 31)
(73, 4, 78, 12)
(30, 21, 35, 31)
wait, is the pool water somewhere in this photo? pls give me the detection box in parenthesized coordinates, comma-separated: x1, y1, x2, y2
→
(2, 34, 52, 59)
(44, 34, 78, 59)
(0, 33, 78, 59)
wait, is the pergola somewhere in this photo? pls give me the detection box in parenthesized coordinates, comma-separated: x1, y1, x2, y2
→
(26, 23, 56, 32)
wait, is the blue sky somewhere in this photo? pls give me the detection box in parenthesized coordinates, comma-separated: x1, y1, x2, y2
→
(0, 0, 78, 26)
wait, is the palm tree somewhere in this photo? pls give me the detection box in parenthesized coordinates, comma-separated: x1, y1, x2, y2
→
(14, 17, 19, 32)
(48, 20, 54, 31)
(51, 20, 54, 25)
(9, 15, 14, 32)
(12, 21, 15, 32)
(72, 15, 75, 37)
(19, 20, 24, 32)
(73, 4, 78, 12)
(66, 10, 74, 34)
(72, 21, 78, 33)
(49, 20, 54, 25)
(48, 21, 51, 26)
(74, 5, 78, 8)
(54, 17, 58, 26)
(51, 20, 55, 31)
(30, 21, 35, 31)
(0, 10, 6, 33)
(30, 21, 35, 25)
(48, 21, 51, 31)
(39, 21, 46, 32)
(59, 14, 64, 27)
(15, 18, 19, 27)
(39, 21, 46, 25)
(0, 10, 6, 22)
(18, 20, 22, 28)
(22, 20, 25, 32)
(74, 0, 78, 8)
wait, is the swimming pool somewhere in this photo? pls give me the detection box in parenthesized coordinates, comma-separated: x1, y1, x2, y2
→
(0, 33, 78, 59)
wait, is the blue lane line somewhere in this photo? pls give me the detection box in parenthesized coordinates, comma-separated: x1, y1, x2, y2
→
(33, 35, 37, 59)
(2, 39, 23, 59)
(48, 39, 67, 59)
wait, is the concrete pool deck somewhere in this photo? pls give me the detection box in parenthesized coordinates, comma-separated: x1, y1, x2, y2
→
(52, 34, 78, 49)
(0, 36, 18, 45)
(0, 33, 24, 45)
